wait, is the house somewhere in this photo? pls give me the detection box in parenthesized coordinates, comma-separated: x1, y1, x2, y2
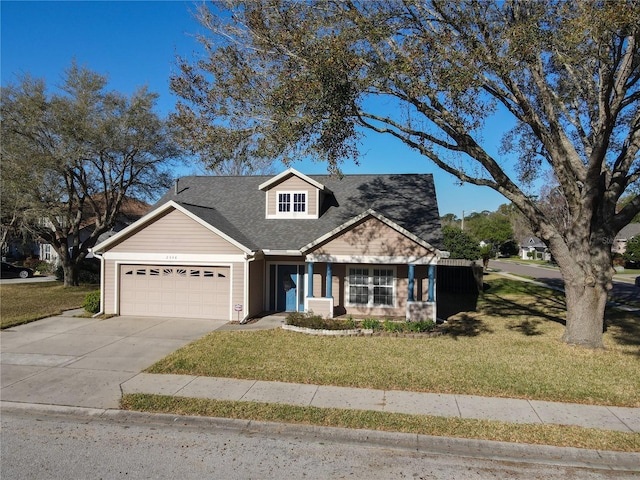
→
(612, 223, 640, 255)
(92, 169, 445, 322)
(519, 236, 551, 261)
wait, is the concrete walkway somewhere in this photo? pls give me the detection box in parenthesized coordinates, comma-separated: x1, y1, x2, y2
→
(121, 373, 640, 433)
(2, 312, 639, 435)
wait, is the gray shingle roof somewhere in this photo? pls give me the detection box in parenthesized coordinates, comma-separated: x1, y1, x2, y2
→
(153, 173, 443, 251)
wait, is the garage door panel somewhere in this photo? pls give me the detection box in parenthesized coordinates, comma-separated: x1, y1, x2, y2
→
(120, 265, 230, 319)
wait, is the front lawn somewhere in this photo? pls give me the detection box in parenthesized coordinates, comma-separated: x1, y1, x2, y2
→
(147, 275, 640, 407)
(0, 281, 98, 329)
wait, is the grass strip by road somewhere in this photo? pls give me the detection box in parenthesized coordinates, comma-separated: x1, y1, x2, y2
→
(121, 394, 640, 452)
(147, 277, 640, 407)
(0, 281, 97, 329)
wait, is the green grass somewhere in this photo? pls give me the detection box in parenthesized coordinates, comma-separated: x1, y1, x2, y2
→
(121, 394, 640, 452)
(147, 275, 640, 407)
(0, 281, 98, 329)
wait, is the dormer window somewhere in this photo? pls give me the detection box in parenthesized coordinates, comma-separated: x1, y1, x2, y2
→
(260, 168, 329, 219)
(278, 192, 307, 213)
(277, 191, 307, 216)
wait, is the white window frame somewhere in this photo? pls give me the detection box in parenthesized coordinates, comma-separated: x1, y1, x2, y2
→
(275, 190, 308, 218)
(346, 265, 396, 308)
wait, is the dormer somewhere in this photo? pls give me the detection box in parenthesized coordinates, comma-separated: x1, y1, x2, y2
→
(259, 168, 329, 219)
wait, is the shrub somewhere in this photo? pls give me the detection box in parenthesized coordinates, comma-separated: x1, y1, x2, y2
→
(383, 319, 405, 333)
(344, 316, 356, 329)
(285, 312, 355, 330)
(22, 258, 54, 275)
(83, 290, 101, 314)
(361, 318, 381, 331)
(404, 320, 436, 333)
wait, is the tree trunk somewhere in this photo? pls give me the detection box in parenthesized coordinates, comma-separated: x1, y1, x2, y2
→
(62, 262, 79, 287)
(552, 236, 612, 349)
(562, 281, 607, 349)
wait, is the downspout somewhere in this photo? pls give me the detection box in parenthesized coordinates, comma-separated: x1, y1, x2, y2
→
(89, 248, 105, 317)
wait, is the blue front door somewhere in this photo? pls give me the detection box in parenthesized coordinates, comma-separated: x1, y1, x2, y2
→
(277, 265, 300, 311)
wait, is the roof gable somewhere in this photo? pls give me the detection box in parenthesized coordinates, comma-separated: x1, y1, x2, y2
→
(92, 201, 253, 254)
(301, 209, 441, 255)
(258, 167, 327, 191)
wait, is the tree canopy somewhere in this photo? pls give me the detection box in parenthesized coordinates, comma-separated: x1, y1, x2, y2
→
(1, 63, 180, 285)
(442, 226, 481, 261)
(171, 0, 640, 348)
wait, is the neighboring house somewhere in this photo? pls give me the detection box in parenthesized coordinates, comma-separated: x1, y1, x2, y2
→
(92, 168, 445, 322)
(519, 236, 551, 261)
(612, 223, 640, 255)
(39, 196, 150, 266)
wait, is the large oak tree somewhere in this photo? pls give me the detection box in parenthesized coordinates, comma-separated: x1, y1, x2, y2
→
(1, 63, 180, 285)
(171, 0, 639, 348)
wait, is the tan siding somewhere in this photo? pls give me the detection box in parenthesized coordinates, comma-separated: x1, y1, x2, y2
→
(312, 263, 325, 298)
(331, 264, 346, 316)
(231, 262, 244, 314)
(415, 265, 429, 302)
(109, 208, 243, 254)
(346, 305, 406, 317)
(267, 190, 276, 216)
(104, 260, 117, 314)
(311, 217, 434, 258)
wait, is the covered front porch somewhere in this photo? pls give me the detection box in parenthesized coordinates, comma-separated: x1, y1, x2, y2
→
(301, 258, 438, 321)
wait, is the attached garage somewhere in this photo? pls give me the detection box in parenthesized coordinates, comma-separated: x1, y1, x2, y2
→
(119, 264, 231, 319)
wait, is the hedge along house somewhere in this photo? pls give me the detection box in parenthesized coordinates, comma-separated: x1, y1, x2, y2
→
(92, 168, 445, 322)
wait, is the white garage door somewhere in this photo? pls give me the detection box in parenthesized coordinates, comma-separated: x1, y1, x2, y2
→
(119, 265, 230, 319)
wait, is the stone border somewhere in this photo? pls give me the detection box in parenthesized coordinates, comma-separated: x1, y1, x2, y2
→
(281, 324, 443, 338)
(281, 324, 372, 336)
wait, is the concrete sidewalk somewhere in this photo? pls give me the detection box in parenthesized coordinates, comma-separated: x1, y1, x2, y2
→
(121, 373, 640, 433)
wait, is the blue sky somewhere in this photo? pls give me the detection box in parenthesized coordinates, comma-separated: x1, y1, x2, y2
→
(1, 0, 512, 216)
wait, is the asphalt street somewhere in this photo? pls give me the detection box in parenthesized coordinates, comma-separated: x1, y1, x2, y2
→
(3, 409, 636, 480)
(489, 260, 639, 306)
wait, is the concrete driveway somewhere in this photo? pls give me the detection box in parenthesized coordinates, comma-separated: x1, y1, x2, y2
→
(0, 312, 226, 409)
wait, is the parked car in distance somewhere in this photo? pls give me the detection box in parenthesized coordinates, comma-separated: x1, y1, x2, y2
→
(1, 261, 34, 279)
(635, 276, 640, 288)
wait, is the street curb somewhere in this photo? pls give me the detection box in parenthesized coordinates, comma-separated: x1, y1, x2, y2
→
(2, 401, 639, 472)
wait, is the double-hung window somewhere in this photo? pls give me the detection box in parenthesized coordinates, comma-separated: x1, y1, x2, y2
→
(348, 266, 395, 307)
(293, 193, 306, 212)
(278, 193, 291, 212)
(277, 191, 307, 216)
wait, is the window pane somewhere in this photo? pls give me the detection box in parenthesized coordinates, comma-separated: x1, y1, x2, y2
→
(349, 285, 369, 305)
(373, 269, 393, 285)
(278, 193, 290, 212)
(373, 286, 393, 306)
(293, 193, 306, 212)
